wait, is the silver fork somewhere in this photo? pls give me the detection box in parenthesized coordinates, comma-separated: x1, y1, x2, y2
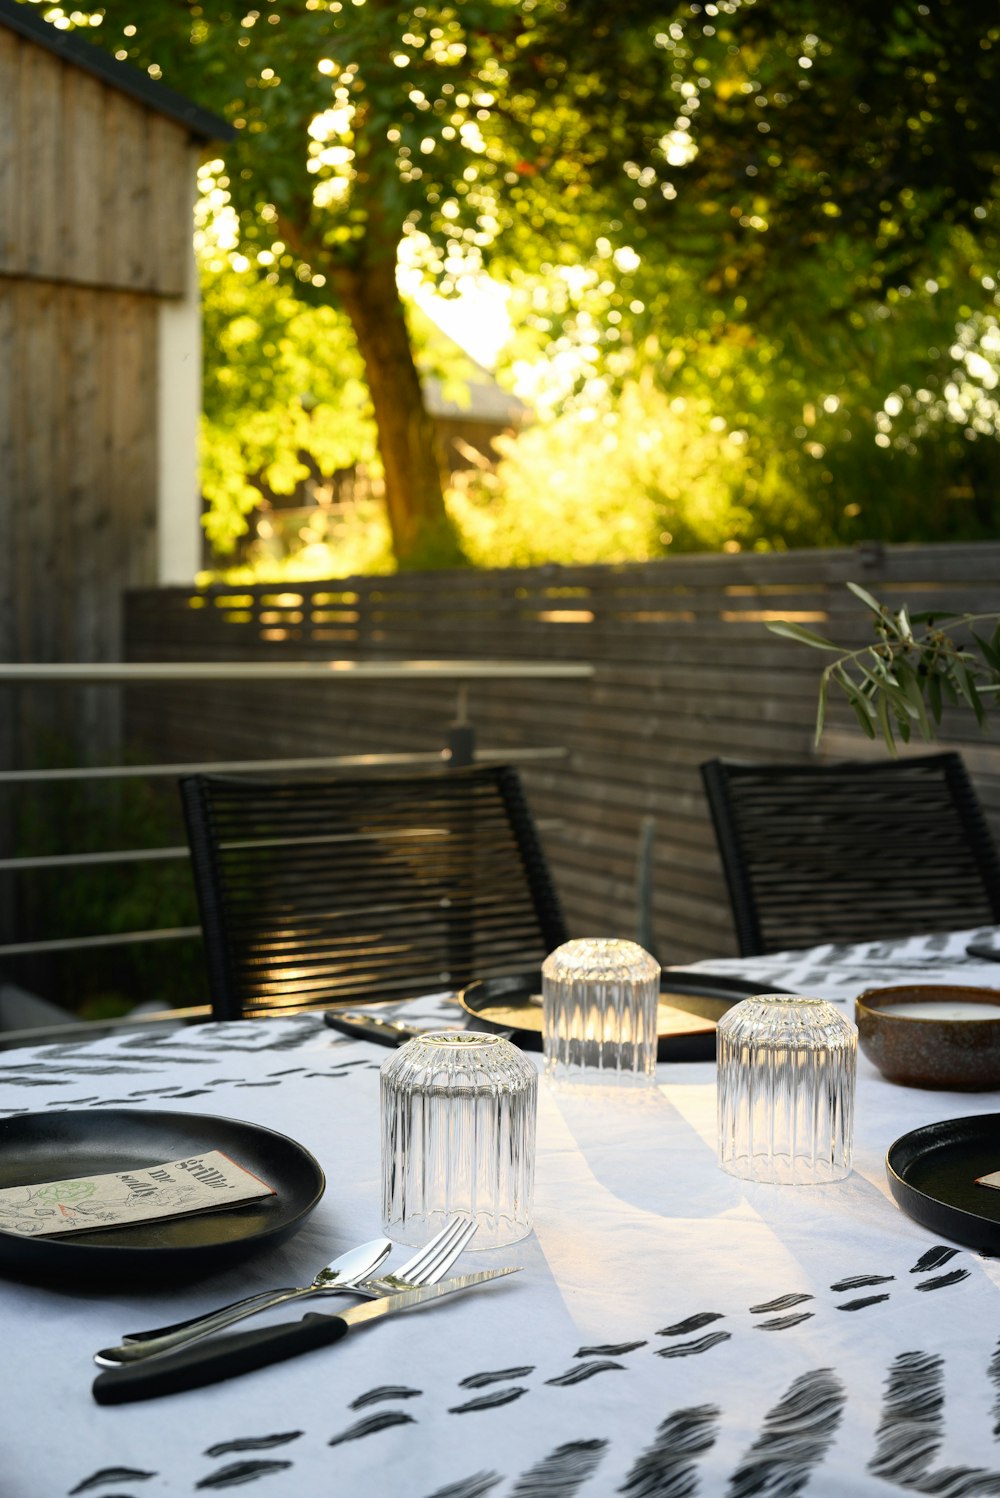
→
(94, 1217, 477, 1367)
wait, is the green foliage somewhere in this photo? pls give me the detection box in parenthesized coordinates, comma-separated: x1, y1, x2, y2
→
(196, 252, 496, 569)
(769, 584, 1000, 754)
(199, 253, 378, 552)
(202, 495, 394, 584)
(37, 0, 1000, 568)
(488, 0, 999, 301)
(448, 381, 753, 566)
(64, 0, 1000, 362)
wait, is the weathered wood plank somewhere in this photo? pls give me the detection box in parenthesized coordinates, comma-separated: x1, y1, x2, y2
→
(108, 292, 159, 594)
(147, 119, 194, 296)
(98, 88, 139, 289)
(64, 287, 103, 659)
(62, 68, 106, 286)
(0, 30, 18, 272)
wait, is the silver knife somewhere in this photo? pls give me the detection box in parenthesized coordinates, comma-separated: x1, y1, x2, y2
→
(323, 1010, 428, 1046)
(92, 1267, 521, 1404)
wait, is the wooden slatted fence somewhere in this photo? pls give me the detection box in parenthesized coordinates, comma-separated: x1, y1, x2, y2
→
(123, 543, 1000, 963)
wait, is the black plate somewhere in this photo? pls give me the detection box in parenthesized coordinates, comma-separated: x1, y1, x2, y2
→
(887, 1113, 1000, 1252)
(460, 968, 791, 1062)
(0, 1109, 325, 1285)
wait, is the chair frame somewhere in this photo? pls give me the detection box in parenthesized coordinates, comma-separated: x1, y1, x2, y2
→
(701, 752, 1000, 956)
(181, 764, 568, 1020)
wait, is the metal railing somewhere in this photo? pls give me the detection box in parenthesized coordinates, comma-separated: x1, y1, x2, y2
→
(0, 657, 592, 967)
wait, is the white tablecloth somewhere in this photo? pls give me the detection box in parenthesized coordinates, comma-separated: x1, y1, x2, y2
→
(3, 927, 1000, 1497)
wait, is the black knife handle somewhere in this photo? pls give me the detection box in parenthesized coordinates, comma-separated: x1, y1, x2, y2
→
(92, 1312, 349, 1405)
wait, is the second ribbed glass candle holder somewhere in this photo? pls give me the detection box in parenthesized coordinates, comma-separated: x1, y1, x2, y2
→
(380, 1031, 537, 1248)
(541, 937, 661, 1085)
(716, 993, 857, 1185)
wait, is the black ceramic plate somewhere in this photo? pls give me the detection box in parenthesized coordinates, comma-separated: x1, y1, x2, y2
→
(460, 968, 792, 1062)
(0, 1109, 325, 1284)
(887, 1113, 1000, 1252)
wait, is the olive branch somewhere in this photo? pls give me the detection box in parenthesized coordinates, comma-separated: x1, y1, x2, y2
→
(767, 582, 1000, 754)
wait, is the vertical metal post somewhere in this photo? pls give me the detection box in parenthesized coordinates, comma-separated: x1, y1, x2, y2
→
(446, 683, 476, 767)
(636, 815, 656, 959)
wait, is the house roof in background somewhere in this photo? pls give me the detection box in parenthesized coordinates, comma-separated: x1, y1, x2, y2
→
(0, 0, 233, 142)
(423, 373, 530, 426)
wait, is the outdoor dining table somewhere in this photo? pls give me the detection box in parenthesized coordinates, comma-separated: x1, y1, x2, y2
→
(4, 926, 1000, 1497)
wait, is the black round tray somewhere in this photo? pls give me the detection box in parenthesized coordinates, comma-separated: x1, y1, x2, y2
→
(460, 968, 792, 1063)
(887, 1113, 1000, 1252)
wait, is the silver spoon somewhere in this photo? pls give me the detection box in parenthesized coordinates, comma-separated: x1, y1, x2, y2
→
(93, 1236, 391, 1368)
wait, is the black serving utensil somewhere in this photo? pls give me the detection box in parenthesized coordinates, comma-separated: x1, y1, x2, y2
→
(324, 1010, 514, 1046)
(966, 941, 1000, 963)
(323, 1010, 428, 1046)
(92, 1267, 520, 1404)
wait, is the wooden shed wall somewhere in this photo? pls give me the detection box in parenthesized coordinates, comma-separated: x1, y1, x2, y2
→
(1, 279, 159, 651)
(122, 543, 1000, 965)
(0, 17, 201, 749)
(0, 25, 194, 294)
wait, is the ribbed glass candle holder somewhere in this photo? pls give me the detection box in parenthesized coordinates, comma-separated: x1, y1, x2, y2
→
(380, 1031, 537, 1248)
(716, 994, 857, 1184)
(541, 938, 661, 1085)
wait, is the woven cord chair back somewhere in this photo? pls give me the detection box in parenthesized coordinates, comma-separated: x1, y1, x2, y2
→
(181, 765, 568, 1020)
(700, 753, 1000, 957)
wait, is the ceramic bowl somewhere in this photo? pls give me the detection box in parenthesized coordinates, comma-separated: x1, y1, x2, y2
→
(855, 984, 1000, 1090)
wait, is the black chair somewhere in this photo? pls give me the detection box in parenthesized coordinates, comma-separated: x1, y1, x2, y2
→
(700, 753, 1000, 956)
(180, 765, 568, 1020)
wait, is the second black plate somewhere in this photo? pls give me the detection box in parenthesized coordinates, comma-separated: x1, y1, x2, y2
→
(0, 1108, 325, 1285)
(460, 968, 790, 1062)
(887, 1113, 1000, 1252)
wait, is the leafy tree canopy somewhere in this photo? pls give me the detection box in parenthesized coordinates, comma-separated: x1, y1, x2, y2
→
(35, 0, 1000, 567)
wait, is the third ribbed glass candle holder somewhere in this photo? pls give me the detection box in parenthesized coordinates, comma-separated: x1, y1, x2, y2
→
(716, 993, 857, 1185)
(541, 937, 661, 1084)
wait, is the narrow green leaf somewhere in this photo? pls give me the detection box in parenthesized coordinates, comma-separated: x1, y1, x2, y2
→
(897, 660, 931, 736)
(846, 581, 886, 615)
(850, 696, 878, 739)
(860, 663, 900, 693)
(928, 671, 943, 723)
(972, 631, 1000, 673)
(814, 672, 829, 747)
(875, 689, 897, 753)
(955, 665, 986, 727)
(840, 679, 877, 719)
(766, 621, 839, 650)
(884, 681, 916, 724)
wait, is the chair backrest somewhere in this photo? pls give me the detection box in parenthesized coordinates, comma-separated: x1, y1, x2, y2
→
(700, 752, 1000, 956)
(180, 765, 568, 1020)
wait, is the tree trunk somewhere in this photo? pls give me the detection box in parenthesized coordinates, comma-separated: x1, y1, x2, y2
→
(334, 254, 465, 570)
